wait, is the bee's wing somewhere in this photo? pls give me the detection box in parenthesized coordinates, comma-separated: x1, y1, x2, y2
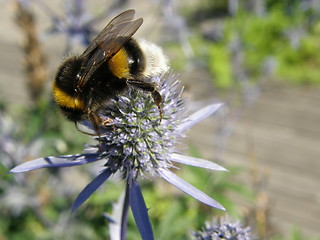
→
(77, 9, 143, 89)
(81, 9, 137, 57)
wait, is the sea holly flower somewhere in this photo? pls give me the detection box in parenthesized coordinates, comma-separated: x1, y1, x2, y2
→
(192, 215, 255, 240)
(10, 74, 227, 240)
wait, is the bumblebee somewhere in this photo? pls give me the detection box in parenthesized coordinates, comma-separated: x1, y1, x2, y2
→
(53, 10, 168, 134)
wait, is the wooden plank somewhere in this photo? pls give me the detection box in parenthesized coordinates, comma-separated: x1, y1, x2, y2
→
(0, 41, 31, 106)
(218, 149, 320, 238)
(246, 89, 320, 133)
(185, 83, 320, 238)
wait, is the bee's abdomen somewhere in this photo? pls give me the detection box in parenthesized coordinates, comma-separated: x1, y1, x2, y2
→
(124, 39, 145, 75)
(108, 39, 145, 79)
(108, 48, 130, 79)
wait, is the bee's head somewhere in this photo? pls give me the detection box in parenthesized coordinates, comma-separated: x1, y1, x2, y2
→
(54, 56, 83, 95)
(53, 56, 85, 118)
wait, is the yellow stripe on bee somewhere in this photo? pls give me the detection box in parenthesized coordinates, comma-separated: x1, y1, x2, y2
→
(53, 83, 84, 110)
(108, 48, 130, 79)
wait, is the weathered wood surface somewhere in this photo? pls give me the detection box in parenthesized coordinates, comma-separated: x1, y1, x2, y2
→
(186, 82, 320, 238)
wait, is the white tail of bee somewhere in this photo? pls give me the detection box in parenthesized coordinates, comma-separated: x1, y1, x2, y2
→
(137, 39, 169, 77)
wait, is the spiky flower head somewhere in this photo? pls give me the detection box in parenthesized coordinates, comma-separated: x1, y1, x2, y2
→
(86, 75, 184, 181)
(192, 215, 255, 240)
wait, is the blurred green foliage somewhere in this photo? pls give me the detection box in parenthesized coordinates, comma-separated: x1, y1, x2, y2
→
(187, 1, 320, 88)
(277, 25, 320, 84)
(209, 43, 233, 88)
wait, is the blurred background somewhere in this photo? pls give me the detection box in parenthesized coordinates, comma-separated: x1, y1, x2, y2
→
(0, 0, 319, 239)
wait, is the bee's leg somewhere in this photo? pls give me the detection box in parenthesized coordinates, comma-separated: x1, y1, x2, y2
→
(87, 111, 105, 151)
(151, 90, 163, 122)
(87, 111, 115, 151)
(101, 118, 113, 126)
(101, 118, 116, 134)
(126, 79, 163, 122)
(88, 111, 114, 130)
